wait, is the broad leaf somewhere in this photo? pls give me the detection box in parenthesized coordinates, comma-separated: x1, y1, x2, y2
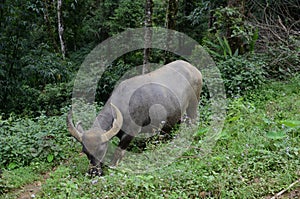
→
(47, 154, 54, 163)
(266, 131, 286, 139)
(280, 120, 300, 128)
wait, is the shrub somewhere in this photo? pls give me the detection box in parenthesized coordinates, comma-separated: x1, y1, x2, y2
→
(37, 82, 73, 116)
(2, 82, 73, 118)
(0, 43, 75, 118)
(0, 111, 78, 169)
(9, 85, 41, 115)
(96, 60, 132, 103)
(218, 55, 266, 97)
(262, 43, 300, 80)
(203, 6, 259, 61)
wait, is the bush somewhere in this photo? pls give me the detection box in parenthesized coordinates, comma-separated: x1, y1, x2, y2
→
(203, 6, 258, 60)
(1, 82, 73, 118)
(0, 111, 78, 170)
(218, 55, 266, 97)
(9, 85, 41, 115)
(0, 43, 75, 118)
(262, 43, 300, 80)
(37, 82, 73, 116)
(96, 60, 132, 103)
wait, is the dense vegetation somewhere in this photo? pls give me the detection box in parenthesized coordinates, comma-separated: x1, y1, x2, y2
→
(1, 76, 299, 198)
(0, 0, 299, 198)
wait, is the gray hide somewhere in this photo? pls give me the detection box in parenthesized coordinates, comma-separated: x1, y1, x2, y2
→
(67, 60, 202, 176)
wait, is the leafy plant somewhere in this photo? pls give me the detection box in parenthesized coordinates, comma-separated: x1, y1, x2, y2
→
(0, 111, 78, 169)
(262, 43, 300, 80)
(0, 163, 51, 195)
(1, 75, 299, 198)
(217, 55, 266, 97)
(108, 0, 144, 34)
(204, 36, 239, 60)
(204, 6, 258, 61)
(96, 60, 133, 103)
(37, 82, 73, 116)
(41, 166, 82, 199)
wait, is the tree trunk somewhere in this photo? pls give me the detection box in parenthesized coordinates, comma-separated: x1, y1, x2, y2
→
(43, 0, 59, 51)
(57, 0, 66, 59)
(164, 0, 178, 63)
(143, 0, 153, 74)
(0, 0, 5, 27)
(166, 0, 178, 30)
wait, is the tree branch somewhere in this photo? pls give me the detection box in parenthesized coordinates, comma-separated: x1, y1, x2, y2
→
(270, 179, 300, 199)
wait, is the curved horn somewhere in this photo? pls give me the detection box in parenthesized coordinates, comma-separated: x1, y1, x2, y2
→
(67, 109, 83, 143)
(100, 103, 123, 142)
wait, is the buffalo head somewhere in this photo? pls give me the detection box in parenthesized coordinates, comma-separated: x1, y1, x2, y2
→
(67, 103, 123, 176)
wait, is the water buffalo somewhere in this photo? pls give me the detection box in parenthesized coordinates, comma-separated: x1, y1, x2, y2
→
(67, 60, 202, 176)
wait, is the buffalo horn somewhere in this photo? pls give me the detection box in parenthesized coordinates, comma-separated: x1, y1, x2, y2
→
(100, 103, 123, 142)
(67, 109, 83, 143)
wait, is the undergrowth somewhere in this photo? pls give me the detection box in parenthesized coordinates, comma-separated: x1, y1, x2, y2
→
(1, 75, 299, 198)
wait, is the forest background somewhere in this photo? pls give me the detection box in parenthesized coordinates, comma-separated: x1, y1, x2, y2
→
(0, 0, 299, 198)
(1, 0, 299, 117)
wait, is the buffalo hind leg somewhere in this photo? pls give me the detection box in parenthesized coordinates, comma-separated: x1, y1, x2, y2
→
(186, 98, 198, 124)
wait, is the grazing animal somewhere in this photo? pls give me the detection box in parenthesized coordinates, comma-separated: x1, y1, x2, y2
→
(67, 60, 202, 176)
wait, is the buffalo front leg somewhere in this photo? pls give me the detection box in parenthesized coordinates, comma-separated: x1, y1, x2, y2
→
(110, 147, 126, 167)
(110, 134, 134, 167)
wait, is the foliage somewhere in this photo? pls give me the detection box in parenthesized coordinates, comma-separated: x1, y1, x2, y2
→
(41, 166, 83, 199)
(217, 55, 266, 97)
(0, 110, 79, 170)
(244, 0, 300, 80)
(261, 42, 300, 80)
(204, 36, 239, 60)
(0, 2, 74, 117)
(0, 0, 299, 198)
(1, 0, 298, 117)
(96, 59, 137, 103)
(152, 0, 167, 27)
(204, 6, 258, 61)
(73, 0, 119, 48)
(183, 0, 227, 40)
(1, 76, 297, 198)
(247, 0, 300, 28)
(37, 82, 73, 116)
(21, 46, 72, 88)
(1, 81, 73, 118)
(108, 0, 145, 34)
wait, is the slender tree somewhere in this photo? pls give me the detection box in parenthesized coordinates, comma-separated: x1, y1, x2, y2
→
(43, 0, 59, 51)
(165, 0, 178, 63)
(143, 0, 153, 74)
(166, 0, 178, 30)
(57, 0, 66, 59)
(0, 0, 5, 27)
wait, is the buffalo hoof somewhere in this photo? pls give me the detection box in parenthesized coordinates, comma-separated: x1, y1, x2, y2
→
(88, 166, 103, 177)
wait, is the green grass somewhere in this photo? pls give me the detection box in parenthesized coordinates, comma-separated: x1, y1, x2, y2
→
(0, 163, 51, 198)
(1, 75, 299, 198)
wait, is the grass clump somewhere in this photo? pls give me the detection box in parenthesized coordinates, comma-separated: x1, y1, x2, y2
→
(1, 75, 299, 198)
(34, 75, 300, 198)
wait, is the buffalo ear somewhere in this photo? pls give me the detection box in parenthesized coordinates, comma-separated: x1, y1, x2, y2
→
(100, 103, 123, 142)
